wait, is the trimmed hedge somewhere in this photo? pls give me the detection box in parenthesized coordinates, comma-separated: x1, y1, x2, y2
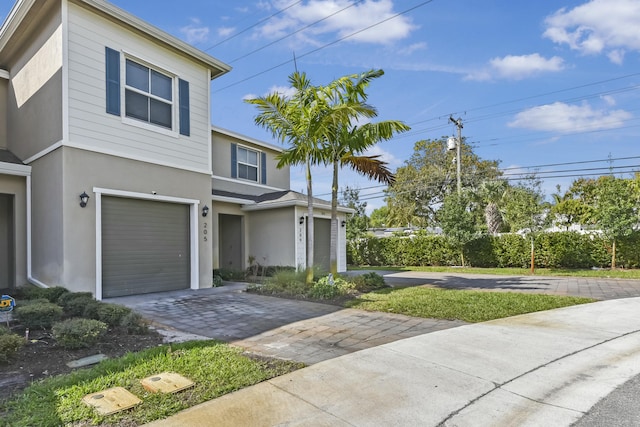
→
(348, 231, 640, 269)
(52, 318, 108, 349)
(13, 302, 64, 329)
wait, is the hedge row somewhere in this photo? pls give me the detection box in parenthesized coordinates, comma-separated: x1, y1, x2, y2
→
(347, 232, 640, 269)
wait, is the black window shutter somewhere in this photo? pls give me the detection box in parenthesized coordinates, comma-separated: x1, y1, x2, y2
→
(105, 47, 120, 115)
(261, 152, 267, 185)
(230, 143, 237, 178)
(179, 79, 190, 136)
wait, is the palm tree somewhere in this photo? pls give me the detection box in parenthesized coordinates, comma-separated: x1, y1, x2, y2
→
(479, 180, 507, 235)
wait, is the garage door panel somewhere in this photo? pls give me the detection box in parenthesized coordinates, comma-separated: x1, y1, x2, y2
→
(102, 197, 190, 298)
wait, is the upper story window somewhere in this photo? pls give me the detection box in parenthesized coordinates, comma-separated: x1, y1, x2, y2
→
(237, 146, 259, 181)
(125, 59, 173, 129)
(105, 47, 190, 136)
(231, 143, 267, 185)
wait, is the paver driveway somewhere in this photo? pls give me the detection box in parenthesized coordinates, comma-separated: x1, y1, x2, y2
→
(109, 272, 640, 365)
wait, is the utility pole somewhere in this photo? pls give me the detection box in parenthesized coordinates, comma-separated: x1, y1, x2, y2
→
(449, 116, 463, 194)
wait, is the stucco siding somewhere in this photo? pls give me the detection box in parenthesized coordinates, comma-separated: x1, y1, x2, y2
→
(59, 146, 212, 294)
(0, 174, 27, 287)
(6, 4, 63, 160)
(66, 2, 211, 173)
(247, 208, 295, 267)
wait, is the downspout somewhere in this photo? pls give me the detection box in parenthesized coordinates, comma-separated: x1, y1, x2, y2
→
(26, 174, 48, 288)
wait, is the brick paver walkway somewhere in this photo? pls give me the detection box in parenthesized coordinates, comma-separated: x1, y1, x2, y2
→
(109, 273, 640, 365)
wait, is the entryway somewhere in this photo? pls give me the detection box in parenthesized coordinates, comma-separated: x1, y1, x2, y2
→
(0, 194, 14, 288)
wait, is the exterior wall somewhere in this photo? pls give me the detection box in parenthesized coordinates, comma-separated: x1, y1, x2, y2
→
(31, 146, 212, 294)
(211, 129, 290, 191)
(30, 149, 64, 284)
(0, 174, 27, 287)
(0, 79, 7, 149)
(66, 2, 212, 173)
(6, 2, 63, 160)
(210, 201, 248, 270)
(247, 208, 296, 267)
(212, 176, 282, 197)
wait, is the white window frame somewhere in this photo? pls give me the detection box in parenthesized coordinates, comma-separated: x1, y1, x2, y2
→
(237, 146, 260, 182)
(121, 55, 178, 137)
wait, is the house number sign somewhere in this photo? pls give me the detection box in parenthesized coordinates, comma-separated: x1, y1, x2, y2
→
(203, 222, 208, 242)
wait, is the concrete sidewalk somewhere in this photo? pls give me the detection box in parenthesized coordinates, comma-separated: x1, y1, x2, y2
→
(146, 297, 640, 427)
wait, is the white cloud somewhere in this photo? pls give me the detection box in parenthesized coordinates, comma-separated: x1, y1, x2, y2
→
(508, 101, 632, 133)
(543, 0, 640, 64)
(364, 144, 402, 168)
(217, 26, 235, 38)
(241, 85, 298, 102)
(396, 42, 427, 56)
(180, 19, 210, 44)
(256, 0, 416, 46)
(466, 54, 565, 81)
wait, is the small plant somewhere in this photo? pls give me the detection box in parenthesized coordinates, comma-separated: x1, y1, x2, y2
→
(212, 271, 223, 287)
(58, 292, 95, 317)
(309, 275, 352, 300)
(0, 327, 24, 363)
(217, 268, 247, 281)
(350, 272, 387, 292)
(22, 286, 69, 303)
(120, 311, 149, 335)
(96, 303, 132, 327)
(52, 318, 107, 349)
(82, 300, 103, 320)
(14, 301, 63, 329)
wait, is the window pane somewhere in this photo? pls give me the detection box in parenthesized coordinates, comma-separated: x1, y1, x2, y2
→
(247, 150, 258, 166)
(238, 164, 248, 180)
(237, 147, 247, 163)
(126, 60, 149, 92)
(125, 90, 148, 121)
(247, 166, 258, 181)
(150, 98, 172, 129)
(151, 70, 172, 101)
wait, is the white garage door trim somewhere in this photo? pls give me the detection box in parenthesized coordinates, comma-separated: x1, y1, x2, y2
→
(93, 187, 200, 300)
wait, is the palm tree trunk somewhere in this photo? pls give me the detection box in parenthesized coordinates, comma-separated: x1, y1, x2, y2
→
(329, 158, 339, 275)
(305, 160, 314, 284)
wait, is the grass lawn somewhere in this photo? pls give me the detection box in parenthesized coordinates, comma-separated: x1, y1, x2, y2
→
(351, 266, 640, 279)
(346, 287, 596, 323)
(0, 340, 303, 427)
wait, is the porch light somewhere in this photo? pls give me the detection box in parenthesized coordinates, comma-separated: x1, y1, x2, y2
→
(79, 192, 90, 208)
(341, 220, 346, 228)
(299, 216, 304, 224)
(202, 205, 209, 217)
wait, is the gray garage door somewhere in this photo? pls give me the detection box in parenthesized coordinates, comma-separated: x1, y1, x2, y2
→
(102, 197, 190, 298)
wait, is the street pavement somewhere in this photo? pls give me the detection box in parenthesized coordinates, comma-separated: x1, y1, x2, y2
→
(107, 272, 640, 426)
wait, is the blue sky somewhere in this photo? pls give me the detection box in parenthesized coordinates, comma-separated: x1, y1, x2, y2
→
(2, 0, 639, 213)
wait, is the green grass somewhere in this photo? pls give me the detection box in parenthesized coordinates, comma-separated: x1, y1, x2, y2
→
(350, 266, 640, 279)
(346, 287, 596, 323)
(0, 340, 303, 427)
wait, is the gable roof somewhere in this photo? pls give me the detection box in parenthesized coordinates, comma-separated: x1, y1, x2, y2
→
(0, 0, 231, 78)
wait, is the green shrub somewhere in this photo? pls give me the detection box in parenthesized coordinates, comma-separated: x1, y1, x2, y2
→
(52, 318, 107, 349)
(14, 301, 63, 329)
(350, 272, 387, 292)
(216, 268, 246, 281)
(120, 311, 149, 335)
(58, 292, 95, 317)
(82, 300, 103, 320)
(0, 329, 24, 363)
(309, 276, 351, 300)
(96, 304, 132, 327)
(22, 286, 69, 303)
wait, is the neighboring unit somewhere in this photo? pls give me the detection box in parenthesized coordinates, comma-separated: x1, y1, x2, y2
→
(0, 0, 349, 298)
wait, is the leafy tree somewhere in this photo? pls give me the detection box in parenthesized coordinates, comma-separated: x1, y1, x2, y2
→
(369, 205, 390, 228)
(592, 176, 638, 268)
(502, 176, 549, 273)
(386, 138, 501, 227)
(341, 186, 369, 241)
(437, 191, 477, 266)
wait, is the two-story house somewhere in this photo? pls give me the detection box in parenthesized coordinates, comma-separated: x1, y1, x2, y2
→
(0, 0, 349, 299)
(210, 126, 351, 274)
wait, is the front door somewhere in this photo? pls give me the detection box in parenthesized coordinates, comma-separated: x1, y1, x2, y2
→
(0, 194, 15, 289)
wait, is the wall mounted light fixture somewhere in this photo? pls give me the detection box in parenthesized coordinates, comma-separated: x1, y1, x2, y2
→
(341, 220, 346, 228)
(299, 216, 305, 224)
(202, 205, 209, 217)
(79, 192, 90, 208)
